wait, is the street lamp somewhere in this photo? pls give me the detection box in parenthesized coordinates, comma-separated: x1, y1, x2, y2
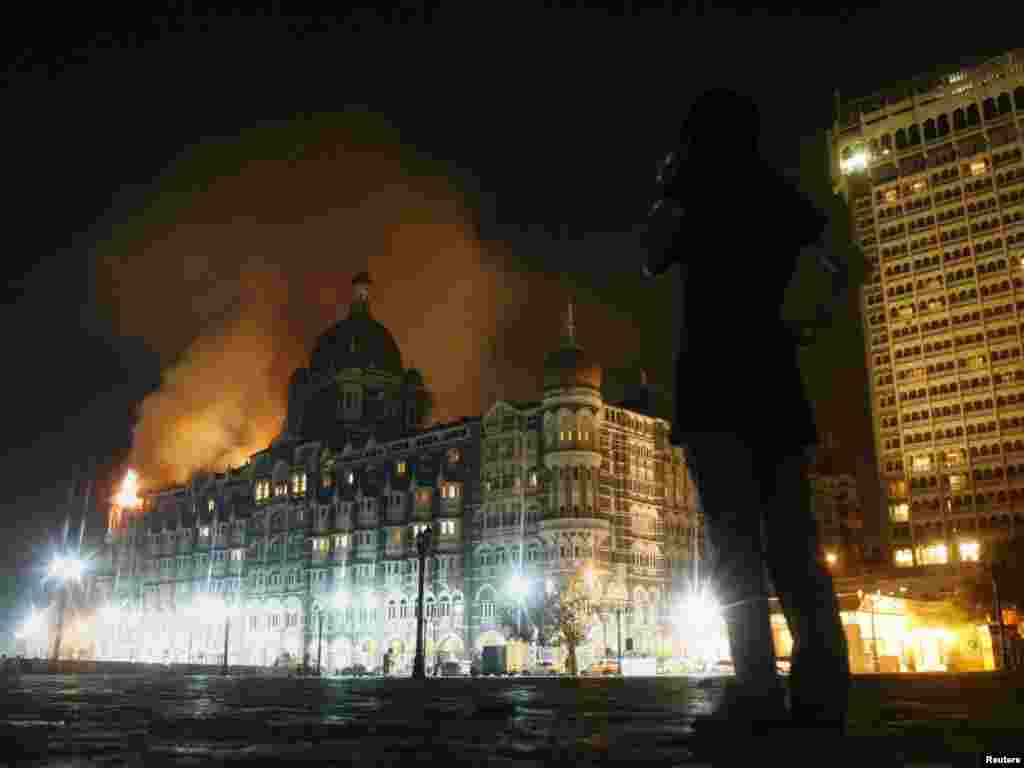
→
(315, 608, 325, 676)
(612, 601, 634, 675)
(412, 525, 433, 680)
(189, 595, 238, 674)
(363, 593, 376, 672)
(335, 591, 350, 670)
(47, 553, 85, 667)
(16, 606, 46, 657)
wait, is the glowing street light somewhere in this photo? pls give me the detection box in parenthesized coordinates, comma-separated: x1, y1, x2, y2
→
(825, 552, 838, 567)
(16, 606, 44, 640)
(48, 555, 85, 584)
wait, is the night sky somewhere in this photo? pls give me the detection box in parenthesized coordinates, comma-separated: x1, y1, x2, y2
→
(1, 5, 1018, 638)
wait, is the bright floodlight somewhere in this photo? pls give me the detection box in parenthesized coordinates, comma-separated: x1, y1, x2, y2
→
(48, 555, 84, 583)
(509, 574, 527, 599)
(681, 587, 721, 634)
(16, 607, 43, 639)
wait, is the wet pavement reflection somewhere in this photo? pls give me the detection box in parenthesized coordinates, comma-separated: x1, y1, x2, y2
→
(1, 672, 716, 766)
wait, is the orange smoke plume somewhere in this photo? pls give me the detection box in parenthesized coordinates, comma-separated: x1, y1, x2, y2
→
(90, 112, 509, 488)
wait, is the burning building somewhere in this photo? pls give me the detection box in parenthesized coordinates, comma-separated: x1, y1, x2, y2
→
(84, 274, 699, 670)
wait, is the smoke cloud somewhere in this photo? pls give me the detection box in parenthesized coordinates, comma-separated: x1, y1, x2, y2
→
(90, 112, 515, 488)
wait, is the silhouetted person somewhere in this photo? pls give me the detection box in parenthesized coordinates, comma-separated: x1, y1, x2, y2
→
(644, 88, 850, 734)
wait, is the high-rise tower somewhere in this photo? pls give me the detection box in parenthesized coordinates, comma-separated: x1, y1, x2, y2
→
(829, 50, 1024, 570)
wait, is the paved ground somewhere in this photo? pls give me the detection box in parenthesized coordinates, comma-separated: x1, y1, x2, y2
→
(1, 671, 1021, 766)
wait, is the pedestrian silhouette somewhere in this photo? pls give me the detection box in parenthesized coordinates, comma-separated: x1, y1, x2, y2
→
(644, 88, 850, 736)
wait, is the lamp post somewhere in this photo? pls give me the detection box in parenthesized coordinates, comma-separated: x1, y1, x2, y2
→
(47, 555, 85, 668)
(991, 564, 1011, 671)
(316, 609, 324, 676)
(335, 592, 350, 670)
(413, 525, 433, 680)
(870, 590, 881, 674)
(613, 603, 633, 674)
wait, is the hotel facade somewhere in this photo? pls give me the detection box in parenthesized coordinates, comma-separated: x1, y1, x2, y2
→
(83, 274, 700, 671)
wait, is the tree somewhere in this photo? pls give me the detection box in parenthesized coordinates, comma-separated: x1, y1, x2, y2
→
(546, 569, 603, 677)
(953, 536, 1024, 625)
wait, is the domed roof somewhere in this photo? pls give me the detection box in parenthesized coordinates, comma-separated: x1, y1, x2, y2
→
(543, 303, 602, 391)
(310, 273, 404, 375)
(544, 346, 602, 391)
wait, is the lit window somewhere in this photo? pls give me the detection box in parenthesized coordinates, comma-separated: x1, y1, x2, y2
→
(911, 180, 925, 193)
(448, 448, 461, 464)
(529, 471, 538, 487)
(346, 471, 354, 485)
(917, 543, 948, 565)
(912, 455, 932, 473)
(207, 499, 215, 513)
(885, 190, 898, 203)
(274, 482, 287, 497)
(950, 474, 966, 492)
(970, 160, 987, 176)
(889, 503, 909, 523)
(441, 520, 456, 535)
(200, 526, 210, 538)
(894, 548, 914, 567)
(396, 461, 406, 475)
(255, 480, 270, 502)
(958, 540, 980, 562)
(291, 472, 307, 495)
(322, 472, 333, 488)
(444, 484, 460, 499)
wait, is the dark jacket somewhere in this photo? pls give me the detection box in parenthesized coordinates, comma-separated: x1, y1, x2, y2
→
(650, 89, 827, 457)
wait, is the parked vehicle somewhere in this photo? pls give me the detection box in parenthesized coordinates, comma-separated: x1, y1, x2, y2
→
(481, 646, 507, 676)
(529, 661, 561, 676)
(340, 664, 369, 677)
(582, 659, 620, 676)
(712, 660, 735, 675)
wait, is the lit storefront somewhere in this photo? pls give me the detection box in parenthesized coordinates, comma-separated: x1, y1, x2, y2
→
(770, 592, 996, 673)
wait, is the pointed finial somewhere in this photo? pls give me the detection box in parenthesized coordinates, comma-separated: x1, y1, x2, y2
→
(563, 300, 576, 347)
(352, 271, 371, 311)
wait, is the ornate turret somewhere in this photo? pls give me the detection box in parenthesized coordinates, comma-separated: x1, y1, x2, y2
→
(542, 302, 602, 392)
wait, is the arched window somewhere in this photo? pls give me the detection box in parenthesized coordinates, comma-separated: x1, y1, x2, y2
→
(966, 104, 980, 126)
(923, 118, 936, 142)
(1015, 87, 1024, 111)
(880, 133, 892, 152)
(937, 114, 950, 136)
(997, 92, 1012, 115)
(387, 600, 397, 620)
(908, 124, 921, 145)
(440, 595, 450, 617)
(983, 98, 997, 121)
(953, 108, 966, 131)
(895, 128, 907, 150)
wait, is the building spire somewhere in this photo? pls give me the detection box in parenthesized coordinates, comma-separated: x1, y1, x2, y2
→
(562, 300, 577, 348)
(352, 271, 372, 313)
